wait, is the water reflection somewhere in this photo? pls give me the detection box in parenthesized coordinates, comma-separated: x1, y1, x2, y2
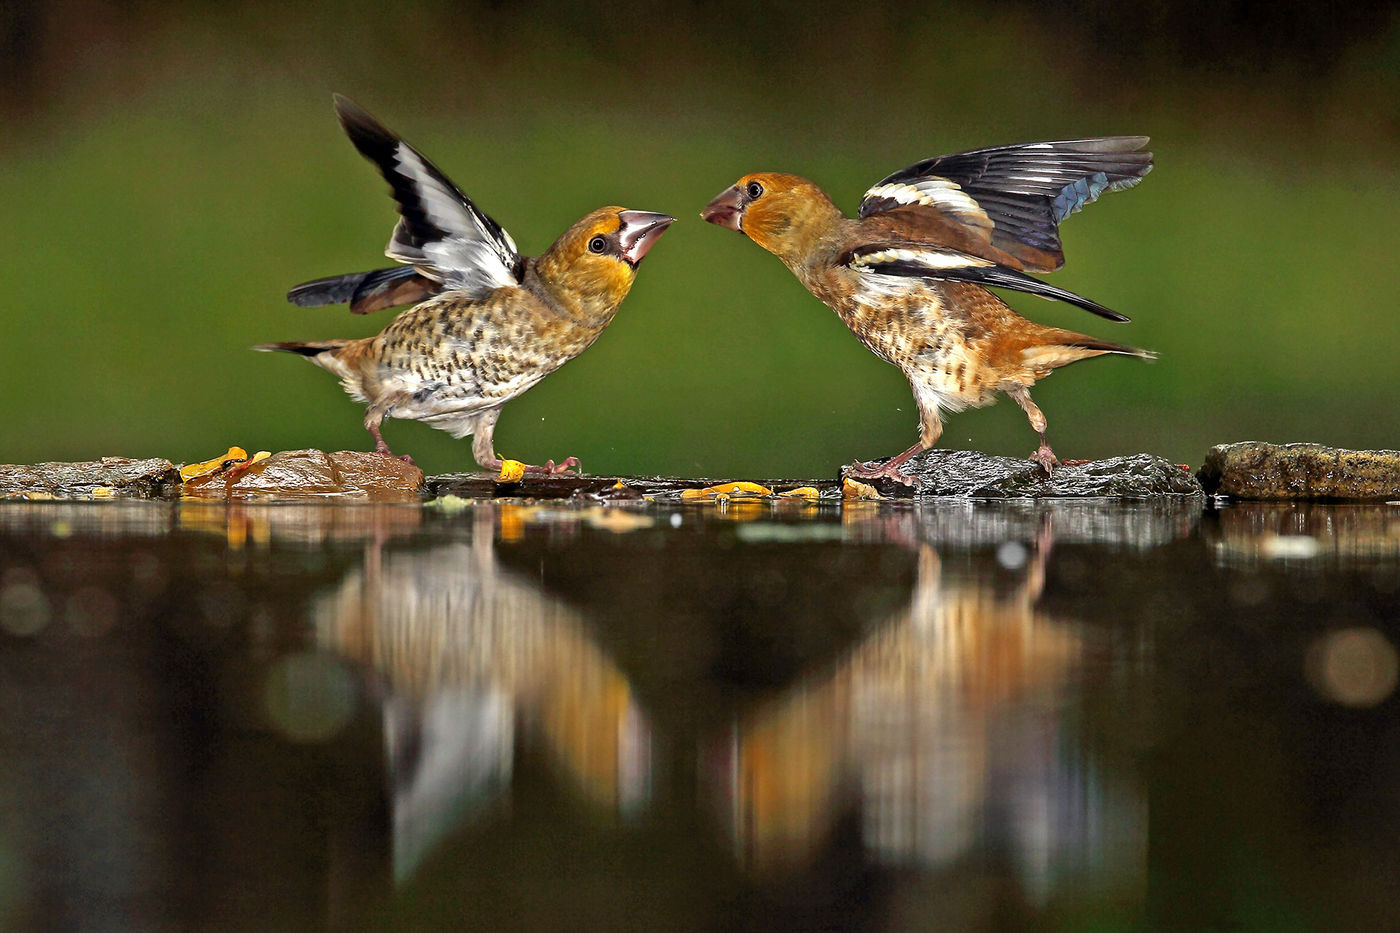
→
(313, 507, 650, 881)
(302, 500, 1191, 916)
(2, 496, 1398, 930)
(1208, 501, 1400, 565)
(711, 514, 1145, 913)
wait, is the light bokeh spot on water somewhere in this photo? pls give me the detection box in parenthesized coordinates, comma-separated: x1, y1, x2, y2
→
(1306, 627, 1399, 708)
(64, 586, 120, 638)
(0, 569, 50, 637)
(996, 540, 1029, 569)
(263, 651, 359, 743)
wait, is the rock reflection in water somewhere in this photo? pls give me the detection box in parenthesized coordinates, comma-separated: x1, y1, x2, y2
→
(1208, 501, 1400, 565)
(712, 510, 1147, 911)
(313, 508, 649, 882)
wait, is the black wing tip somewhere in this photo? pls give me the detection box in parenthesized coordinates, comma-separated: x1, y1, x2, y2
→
(331, 93, 371, 128)
(285, 267, 432, 310)
(286, 271, 368, 307)
(287, 281, 342, 307)
(331, 93, 399, 159)
(1062, 135, 1151, 151)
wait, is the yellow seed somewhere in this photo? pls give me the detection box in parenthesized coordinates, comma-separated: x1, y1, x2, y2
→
(179, 446, 249, 482)
(842, 477, 884, 500)
(778, 486, 820, 500)
(496, 459, 527, 483)
(681, 481, 774, 500)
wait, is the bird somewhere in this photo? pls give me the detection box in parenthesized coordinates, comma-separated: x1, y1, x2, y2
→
(259, 95, 674, 475)
(701, 137, 1154, 484)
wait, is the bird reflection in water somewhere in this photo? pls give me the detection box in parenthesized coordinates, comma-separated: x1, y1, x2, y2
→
(313, 506, 650, 882)
(710, 512, 1146, 908)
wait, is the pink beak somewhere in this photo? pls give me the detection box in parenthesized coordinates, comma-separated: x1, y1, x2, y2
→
(617, 210, 675, 266)
(700, 186, 745, 231)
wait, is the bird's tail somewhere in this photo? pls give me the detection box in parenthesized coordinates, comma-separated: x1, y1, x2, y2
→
(1020, 330, 1156, 371)
(254, 339, 353, 358)
(256, 339, 366, 401)
(1056, 334, 1156, 361)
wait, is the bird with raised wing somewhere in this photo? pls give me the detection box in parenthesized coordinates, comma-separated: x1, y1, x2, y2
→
(261, 95, 673, 475)
(702, 138, 1153, 483)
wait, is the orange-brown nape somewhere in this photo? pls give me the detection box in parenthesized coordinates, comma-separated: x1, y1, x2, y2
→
(701, 137, 1155, 485)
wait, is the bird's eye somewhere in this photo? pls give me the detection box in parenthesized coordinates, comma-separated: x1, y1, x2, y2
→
(588, 235, 608, 254)
(745, 181, 764, 200)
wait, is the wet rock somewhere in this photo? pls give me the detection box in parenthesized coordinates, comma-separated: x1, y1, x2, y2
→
(844, 450, 1203, 499)
(182, 449, 423, 501)
(0, 457, 181, 500)
(1197, 442, 1400, 501)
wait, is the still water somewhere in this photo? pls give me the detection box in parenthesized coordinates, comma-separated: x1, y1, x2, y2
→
(1, 495, 1398, 931)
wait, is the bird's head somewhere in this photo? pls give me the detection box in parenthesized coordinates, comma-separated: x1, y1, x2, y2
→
(537, 207, 675, 314)
(701, 173, 843, 263)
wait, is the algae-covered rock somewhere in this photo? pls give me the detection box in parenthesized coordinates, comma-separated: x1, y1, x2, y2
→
(843, 450, 1203, 499)
(181, 449, 424, 501)
(1197, 442, 1400, 500)
(0, 457, 181, 500)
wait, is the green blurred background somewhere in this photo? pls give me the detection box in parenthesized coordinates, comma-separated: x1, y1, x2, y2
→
(2, 1, 1398, 478)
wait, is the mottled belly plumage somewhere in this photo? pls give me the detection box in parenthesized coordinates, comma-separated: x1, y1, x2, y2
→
(353, 295, 600, 423)
(824, 275, 1006, 409)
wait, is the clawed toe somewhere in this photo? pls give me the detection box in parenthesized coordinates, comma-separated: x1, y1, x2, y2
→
(1028, 446, 1059, 475)
(846, 459, 924, 488)
(373, 442, 415, 466)
(525, 456, 581, 476)
(544, 456, 582, 476)
(494, 456, 582, 477)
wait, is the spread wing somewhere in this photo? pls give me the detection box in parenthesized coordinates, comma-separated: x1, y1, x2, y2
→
(857, 137, 1152, 273)
(286, 266, 440, 315)
(333, 94, 524, 299)
(846, 245, 1130, 322)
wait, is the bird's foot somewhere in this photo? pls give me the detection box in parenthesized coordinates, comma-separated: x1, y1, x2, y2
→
(530, 456, 582, 476)
(1029, 444, 1060, 475)
(488, 456, 582, 481)
(373, 441, 416, 466)
(845, 458, 924, 488)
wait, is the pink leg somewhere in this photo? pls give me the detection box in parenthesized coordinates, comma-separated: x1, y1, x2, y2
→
(364, 411, 416, 466)
(846, 441, 928, 487)
(846, 396, 943, 487)
(1005, 386, 1058, 474)
(470, 410, 581, 476)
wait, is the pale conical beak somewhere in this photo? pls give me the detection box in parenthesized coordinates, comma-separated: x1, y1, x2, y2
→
(700, 186, 745, 231)
(617, 210, 675, 266)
